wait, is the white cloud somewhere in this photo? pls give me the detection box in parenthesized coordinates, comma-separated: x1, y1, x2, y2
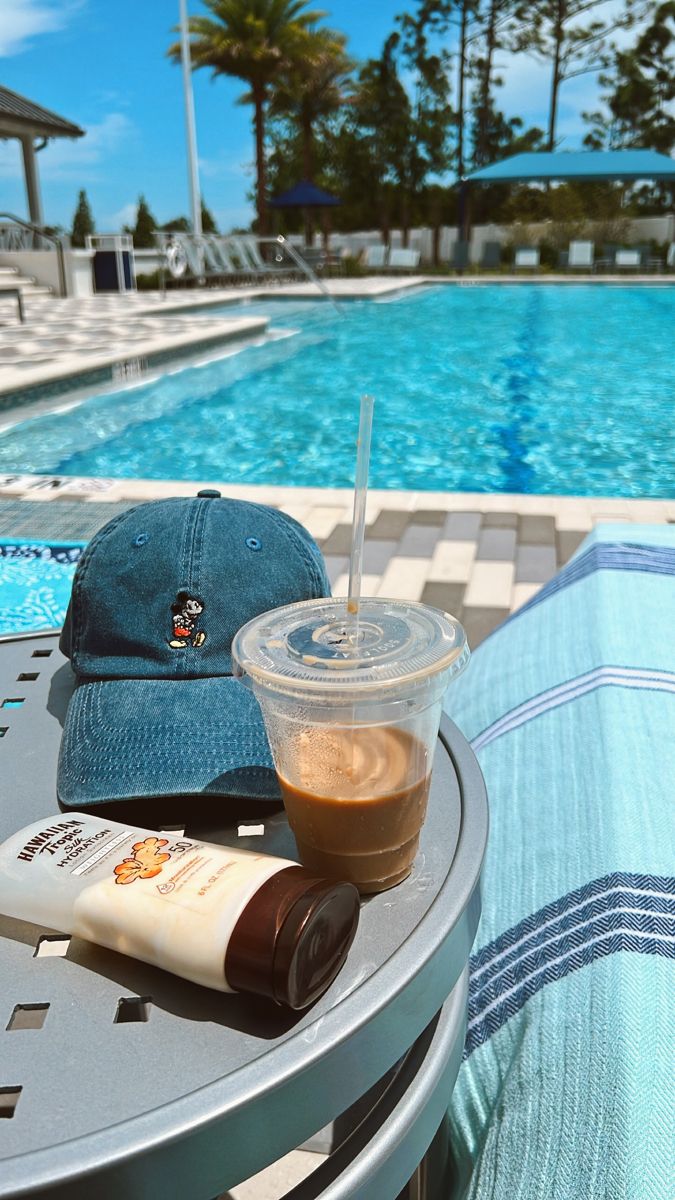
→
(101, 202, 137, 230)
(0, 0, 82, 57)
(214, 204, 255, 232)
(198, 152, 251, 181)
(0, 112, 136, 183)
(496, 51, 603, 147)
(41, 112, 135, 176)
(493, 0, 658, 147)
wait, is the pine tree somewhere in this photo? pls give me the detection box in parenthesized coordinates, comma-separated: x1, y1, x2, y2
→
(71, 189, 94, 248)
(583, 2, 675, 154)
(201, 201, 218, 233)
(131, 195, 158, 249)
(512, 0, 651, 151)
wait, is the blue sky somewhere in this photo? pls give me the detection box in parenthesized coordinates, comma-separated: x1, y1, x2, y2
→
(0, 0, 612, 233)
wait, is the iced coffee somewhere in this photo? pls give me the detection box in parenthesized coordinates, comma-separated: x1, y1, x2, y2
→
(232, 597, 469, 894)
(277, 726, 430, 892)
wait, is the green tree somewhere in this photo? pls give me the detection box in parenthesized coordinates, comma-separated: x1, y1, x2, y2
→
(128, 195, 158, 248)
(268, 27, 352, 242)
(201, 201, 218, 233)
(158, 202, 218, 233)
(349, 36, 414, 243)
(169, 0, 325, 236)
(512, 0, 650, 151)
(270, 27, 353, 180)
(469, 0, 541, 168)
(397, 2, 454, 242)
(348, 4, 454, 247)
(160, 215, 191, 232)
(71, 189, 94, 248)
(583, 1, 675, 154)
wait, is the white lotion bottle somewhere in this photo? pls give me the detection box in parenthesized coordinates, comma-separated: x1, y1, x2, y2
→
(0, 814, 360, 1009)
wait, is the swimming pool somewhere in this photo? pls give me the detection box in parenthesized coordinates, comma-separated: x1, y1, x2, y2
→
(1, 285, 673, 496)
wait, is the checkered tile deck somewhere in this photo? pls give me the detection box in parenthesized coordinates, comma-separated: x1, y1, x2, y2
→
(3, 490, 670, 645)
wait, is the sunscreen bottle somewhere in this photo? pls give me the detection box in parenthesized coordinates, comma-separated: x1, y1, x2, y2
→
(0, 814, 360, 1010)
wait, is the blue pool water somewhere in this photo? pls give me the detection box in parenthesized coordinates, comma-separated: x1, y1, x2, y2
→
(0, 542, 82, 634)
(1, 286, 673, 496)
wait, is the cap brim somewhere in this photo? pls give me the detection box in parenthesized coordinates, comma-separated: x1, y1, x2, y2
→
(57, 676, 280, 808)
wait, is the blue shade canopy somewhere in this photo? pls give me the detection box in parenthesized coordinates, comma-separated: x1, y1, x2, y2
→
(465, 150, 675, 183)
(270, 180, 341, 208)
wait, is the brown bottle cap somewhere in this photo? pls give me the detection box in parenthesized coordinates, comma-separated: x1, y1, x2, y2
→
(225, 866, 360, 1010)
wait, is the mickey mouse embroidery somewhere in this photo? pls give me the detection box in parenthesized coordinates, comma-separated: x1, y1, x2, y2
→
(169, 590, 206, 649)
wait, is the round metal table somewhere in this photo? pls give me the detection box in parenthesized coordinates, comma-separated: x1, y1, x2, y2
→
(0, 631, 487, 1200)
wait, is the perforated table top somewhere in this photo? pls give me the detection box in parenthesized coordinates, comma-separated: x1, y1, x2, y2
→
(0, 631, 487, 1199)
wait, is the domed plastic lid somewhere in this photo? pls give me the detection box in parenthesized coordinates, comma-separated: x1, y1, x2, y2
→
(232, 597, 468, 697)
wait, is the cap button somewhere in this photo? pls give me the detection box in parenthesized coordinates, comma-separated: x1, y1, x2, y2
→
(197, 489, 221, 499)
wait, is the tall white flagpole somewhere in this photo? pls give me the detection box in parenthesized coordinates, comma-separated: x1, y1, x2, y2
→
(179, 0, 202, 236)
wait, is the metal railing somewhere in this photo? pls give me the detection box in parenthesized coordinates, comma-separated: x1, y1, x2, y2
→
(0, 213, 67, 298)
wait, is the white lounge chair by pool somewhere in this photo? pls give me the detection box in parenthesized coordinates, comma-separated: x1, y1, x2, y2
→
(514, 247, 540, 270)
(207, 236, 245, 279)
(363, 245, 388, 269)
(567, 241, 594, 270)
(614, 248, 641, 269)
(229, 236, 282, 279)
(387, 248, 420, 271)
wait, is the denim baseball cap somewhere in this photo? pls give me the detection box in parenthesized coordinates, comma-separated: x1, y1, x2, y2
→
(57, 491, 330, 808)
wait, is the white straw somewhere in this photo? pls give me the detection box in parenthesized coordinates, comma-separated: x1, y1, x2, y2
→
(347, 394, 375, 617)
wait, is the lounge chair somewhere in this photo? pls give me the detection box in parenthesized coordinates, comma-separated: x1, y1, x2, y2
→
(230, 235, 289, 281)
(480, 242, 501, 270)
(594, 243, 617, 272)
(200, 235, 233, 279)
(667, 243, 675, 271)
(363, 245, 388, 270)
(386, 248, 420, 272)
(156, 232, 241, 286)
(445, 520, 675, 1197)
(514, 247, 540, 271)
(566, 240, 594, 271)
(204, 238, 251, 285)
(450, 240, 470, 271)
(296, 246, 326, 271)
(613, 247, 642, 271)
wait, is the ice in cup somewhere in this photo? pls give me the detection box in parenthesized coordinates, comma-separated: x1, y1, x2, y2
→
(232, 597, 469, 894)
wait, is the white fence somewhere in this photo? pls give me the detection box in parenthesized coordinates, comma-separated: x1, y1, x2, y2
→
(323, 215, 675, 264)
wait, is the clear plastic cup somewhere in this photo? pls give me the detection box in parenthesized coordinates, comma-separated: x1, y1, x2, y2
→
(232, 598, 469, 894)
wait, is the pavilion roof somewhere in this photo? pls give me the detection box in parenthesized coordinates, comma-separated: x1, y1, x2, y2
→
(465, 150, 675, 183)
(0, 84, 84, 140)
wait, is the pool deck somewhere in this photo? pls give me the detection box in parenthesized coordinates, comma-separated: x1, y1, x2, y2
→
(1, 480, 671, 647)
(2, 273, 673, 400)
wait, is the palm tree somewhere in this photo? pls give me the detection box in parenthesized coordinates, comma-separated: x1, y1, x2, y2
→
(168, 0, 326, 235)
(270, 28, 354, 182)
(269, 27, 353, 243)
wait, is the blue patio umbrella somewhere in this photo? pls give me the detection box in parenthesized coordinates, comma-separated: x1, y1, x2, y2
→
(270, 180, 341, 248)
(270, 180, 341, 208)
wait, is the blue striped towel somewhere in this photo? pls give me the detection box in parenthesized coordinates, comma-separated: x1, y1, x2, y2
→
(444, 523, 675, 1199)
